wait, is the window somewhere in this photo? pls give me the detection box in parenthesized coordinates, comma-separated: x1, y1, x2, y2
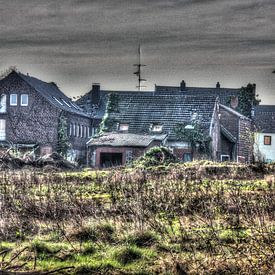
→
(10, 94, 17, 106)
(73, 123, 76, 137)
(76, 124, 79, 137)
(0, 119, 6, 140)
(183, 153, 192, 162)
(264, 135, 271, 145)
(152, 124, 163, 132)
(119, 123, 129, 131)
(21, 94, 28, 106)
(69, 123, 73, 136)
(0, 94, 7, 113)
(221, 155, 230, 162)
(53, 96, 63, 105)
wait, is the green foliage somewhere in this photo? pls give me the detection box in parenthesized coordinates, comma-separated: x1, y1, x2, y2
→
(114, 246, 143, 265)
(99, 93, 120, 133)
(57, 114, 70, 157)
(235, 83, 260, 117)
(133, 146, 177, 167)
(70, 223, 115, 243)
(174, 120, 212, 154)
(127, 231, 158, 247)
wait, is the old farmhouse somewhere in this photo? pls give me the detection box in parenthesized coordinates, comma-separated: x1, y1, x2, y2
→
(0, 70, 91, 162)
(86, 92, 253, 168)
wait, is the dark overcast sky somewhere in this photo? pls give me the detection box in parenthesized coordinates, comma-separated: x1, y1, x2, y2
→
(1, 0, 275, 103)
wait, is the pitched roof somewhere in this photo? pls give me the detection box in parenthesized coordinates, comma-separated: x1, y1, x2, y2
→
(76, 90, 153, 118)
(87, 132, 167, 147)
(254, 105, 275, 133)
(16, 72, 90, 118)
(155, 85, 241, 105)
(219, 104, 251, 120)
(105, 93, 217, 140)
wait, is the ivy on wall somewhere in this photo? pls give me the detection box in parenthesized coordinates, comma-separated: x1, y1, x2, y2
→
(99, 93, 120, 134)
(57, 114, 71, 156)
(174, 120, 212, 155)
(228, 83, 260, 118)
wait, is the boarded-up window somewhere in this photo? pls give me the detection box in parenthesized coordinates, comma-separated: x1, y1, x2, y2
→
(264, 135, 271, 145)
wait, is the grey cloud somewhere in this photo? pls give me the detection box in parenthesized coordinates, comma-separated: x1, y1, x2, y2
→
(0, 0, 275, 103)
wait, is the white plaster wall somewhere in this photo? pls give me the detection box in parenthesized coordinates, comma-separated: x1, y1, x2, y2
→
(254, 133, 275, 163)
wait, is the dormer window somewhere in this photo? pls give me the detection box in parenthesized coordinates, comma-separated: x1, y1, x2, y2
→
(10, 94, 17, 106)
(185, 125, 195, 130)
(119, 123, 129, 131)
(151, 124, 163, 132)
(21, 94, 28, 106)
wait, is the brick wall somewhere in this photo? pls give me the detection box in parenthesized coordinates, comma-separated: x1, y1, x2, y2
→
(0, 72, 60, 148)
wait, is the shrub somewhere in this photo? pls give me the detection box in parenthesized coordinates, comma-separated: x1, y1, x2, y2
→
(134, 147, 177, 167)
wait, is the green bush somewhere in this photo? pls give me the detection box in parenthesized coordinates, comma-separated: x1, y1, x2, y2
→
(134, 146, 177, 167)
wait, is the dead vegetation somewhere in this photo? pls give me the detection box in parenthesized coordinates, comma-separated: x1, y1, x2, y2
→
(0, 162, 274, 274)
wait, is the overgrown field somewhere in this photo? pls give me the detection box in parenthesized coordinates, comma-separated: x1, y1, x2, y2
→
(0, 162, 274, 274)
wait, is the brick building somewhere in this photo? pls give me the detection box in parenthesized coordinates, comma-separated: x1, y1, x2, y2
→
(86, 92, 253, 168)
(0, 70, 91, 162)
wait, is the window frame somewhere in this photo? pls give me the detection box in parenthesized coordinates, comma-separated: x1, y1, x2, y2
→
(0, 94, 7, 113)
(10, 94, 17, 106)
(264, 135, 272, 145)
(0, 119, 6, 141)
(119, 123, 129, 132)
(20, 94, 28, 106)
(151, 124, 163, 133)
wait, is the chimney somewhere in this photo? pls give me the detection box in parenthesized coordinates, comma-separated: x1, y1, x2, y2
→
(216, 82, 220, 88)
(91, 83, 100, 105)
(180, 80, 186, 90)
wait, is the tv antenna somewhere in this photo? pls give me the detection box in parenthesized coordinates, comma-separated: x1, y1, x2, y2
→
(133, 45, 146, 91)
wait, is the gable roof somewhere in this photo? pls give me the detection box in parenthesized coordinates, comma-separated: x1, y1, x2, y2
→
(76, 89, 153, 118)
(14, 72, 90, 118)
(87, 132, 167, 147)
(254, 105, 275, 133)
(104, 93, 218, 140)
(155, 85, 241, 105)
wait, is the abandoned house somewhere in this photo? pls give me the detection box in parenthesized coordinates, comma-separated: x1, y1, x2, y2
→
(253, 105, 275, 163)
(0, 70, 91, 162)
(86, 92, 253, 168)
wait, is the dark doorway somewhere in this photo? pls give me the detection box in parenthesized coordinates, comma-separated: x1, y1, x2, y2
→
(100, 152, 123, 168)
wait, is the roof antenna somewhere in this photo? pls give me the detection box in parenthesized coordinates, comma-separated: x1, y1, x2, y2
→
(133, 45, 146, 91)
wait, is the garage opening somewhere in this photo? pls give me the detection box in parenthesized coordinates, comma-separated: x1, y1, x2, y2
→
(100, 152, 123, 168)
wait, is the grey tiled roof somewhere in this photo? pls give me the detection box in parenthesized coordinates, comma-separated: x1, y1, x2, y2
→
(87, 132, 167, 147)
(254, 105, 275, 133)
(155, 85, 241, 105)
(105, 94, 217, 140)
(76, 90, 153, 118)
(17, 72, 90, 118)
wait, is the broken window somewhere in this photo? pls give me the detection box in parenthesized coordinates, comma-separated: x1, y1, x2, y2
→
(0, 94, 6, 113)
